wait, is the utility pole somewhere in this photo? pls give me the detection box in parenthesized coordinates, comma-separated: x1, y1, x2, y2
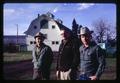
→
(16, 24, 19, 52)
(16, 24, 18, 45)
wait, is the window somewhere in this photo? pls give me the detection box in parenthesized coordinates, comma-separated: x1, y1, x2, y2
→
(52, 25, 55, 29)
(34, 26, 37, 29)
(56, 41, 59, 44)
(40, 19, 48, 29)
(52, 41, 55, 45)
(30, 41, 33, 44)
(44, 34, 47, 39)
(52, 41, 59, 45)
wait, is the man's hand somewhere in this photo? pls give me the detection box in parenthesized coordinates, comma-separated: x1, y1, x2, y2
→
(89, 75, 97, 80)
(64, 69, 71, 80)
(56, 71, 60, 80)
(56, 71, 59, 77)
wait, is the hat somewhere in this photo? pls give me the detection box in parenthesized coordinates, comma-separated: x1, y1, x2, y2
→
(78, 27, 93, 35)
(34, 32, 46, 39)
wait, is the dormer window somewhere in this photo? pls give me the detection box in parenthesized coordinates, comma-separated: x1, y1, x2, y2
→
(40, 19, 48, 29)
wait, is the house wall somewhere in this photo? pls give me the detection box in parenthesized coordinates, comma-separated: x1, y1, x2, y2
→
(26, 20, 62, 52)
(4, 36, 27, 52)
(26, 35, 35, 51)
(40, 20, 62, 52)
(4, 36, 26, 45)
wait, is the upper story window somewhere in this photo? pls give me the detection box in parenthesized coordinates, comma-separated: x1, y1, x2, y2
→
(40, 19, 48, 29)
(34, 26, 37, 29)
(30, 41, 33, 44)
(52, 25, 55, 29)
(52, 41, 55, 45)
(44, 34, 47, 39)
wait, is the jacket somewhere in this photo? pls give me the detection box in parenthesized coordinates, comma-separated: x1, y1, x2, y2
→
(32, 43, 53, 76)
(56, 37, 80, 71)
(79, 41, 106, 79)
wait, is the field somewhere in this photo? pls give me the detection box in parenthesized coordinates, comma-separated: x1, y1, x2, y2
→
(3, 52, 116, 80)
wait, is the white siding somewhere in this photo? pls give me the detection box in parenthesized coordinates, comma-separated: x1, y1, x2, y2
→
(26, 35, 35, 51)
(40, 20, 62, 51)
(26, 20, 62, 52)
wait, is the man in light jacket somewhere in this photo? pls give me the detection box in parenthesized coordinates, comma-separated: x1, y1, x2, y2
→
(32, 32, 53, 80)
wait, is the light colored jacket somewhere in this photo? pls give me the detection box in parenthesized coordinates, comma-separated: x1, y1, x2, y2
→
(32, 43, 53, 70)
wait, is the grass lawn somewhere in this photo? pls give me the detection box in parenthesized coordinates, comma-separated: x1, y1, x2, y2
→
(3, 52, 116, 80)
(3, 51, 32, 62)
(100, 58, 116, 80)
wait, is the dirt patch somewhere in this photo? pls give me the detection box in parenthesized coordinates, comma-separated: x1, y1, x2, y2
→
(3, 52, 116, 80)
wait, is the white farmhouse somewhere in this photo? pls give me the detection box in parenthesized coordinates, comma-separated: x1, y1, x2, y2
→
(24, 12, 71, 52)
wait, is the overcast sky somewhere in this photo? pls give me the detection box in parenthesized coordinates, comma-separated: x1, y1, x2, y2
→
(3, 3, 116, 35)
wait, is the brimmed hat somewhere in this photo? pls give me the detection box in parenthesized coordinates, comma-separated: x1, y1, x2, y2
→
(78, 27, 93, 35)
(34, 32, 46, 39)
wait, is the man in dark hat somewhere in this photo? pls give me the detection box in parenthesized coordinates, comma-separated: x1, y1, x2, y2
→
(56, 28, 80, 80)
(78, 27, 106, 80)
(32, 32, 53, 80)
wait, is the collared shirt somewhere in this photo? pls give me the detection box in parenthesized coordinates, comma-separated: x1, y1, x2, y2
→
(79, 41, 106, 78)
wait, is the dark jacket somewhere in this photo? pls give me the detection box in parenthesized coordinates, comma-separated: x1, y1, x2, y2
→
(79, 41, 106, 79)
(56, 37, 80, 71)
(32, 43, 53, 79)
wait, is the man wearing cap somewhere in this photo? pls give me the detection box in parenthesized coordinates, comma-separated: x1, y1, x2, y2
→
(56, 29, 80, 80)
(78, 27, 106, 80)
(32, 32, 53, 80)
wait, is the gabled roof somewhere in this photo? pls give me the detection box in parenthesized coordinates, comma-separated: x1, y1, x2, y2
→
(24, 12, 72, 36)
(55, 21, 72, 33)
(24, 14, 53, 36)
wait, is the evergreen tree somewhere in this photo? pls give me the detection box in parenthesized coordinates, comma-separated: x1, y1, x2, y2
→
(72, 18, 79, 37)
(72, 19, 82, 46)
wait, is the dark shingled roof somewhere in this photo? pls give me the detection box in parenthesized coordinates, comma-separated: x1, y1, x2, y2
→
(55, 21, 72, 33)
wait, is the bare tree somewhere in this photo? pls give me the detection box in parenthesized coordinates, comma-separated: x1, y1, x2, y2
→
(92, 18, 112, 43)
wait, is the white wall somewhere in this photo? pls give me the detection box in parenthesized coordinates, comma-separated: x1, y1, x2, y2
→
(40, 20, 62, 51)
(26, 20, 62, 52)
(26, 35, 35, 51)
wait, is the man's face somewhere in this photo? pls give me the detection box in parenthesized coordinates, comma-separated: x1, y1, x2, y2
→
(35, 37, 43, 45)
(60, 30, 70, 40)
(80, 34, 91, 45)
